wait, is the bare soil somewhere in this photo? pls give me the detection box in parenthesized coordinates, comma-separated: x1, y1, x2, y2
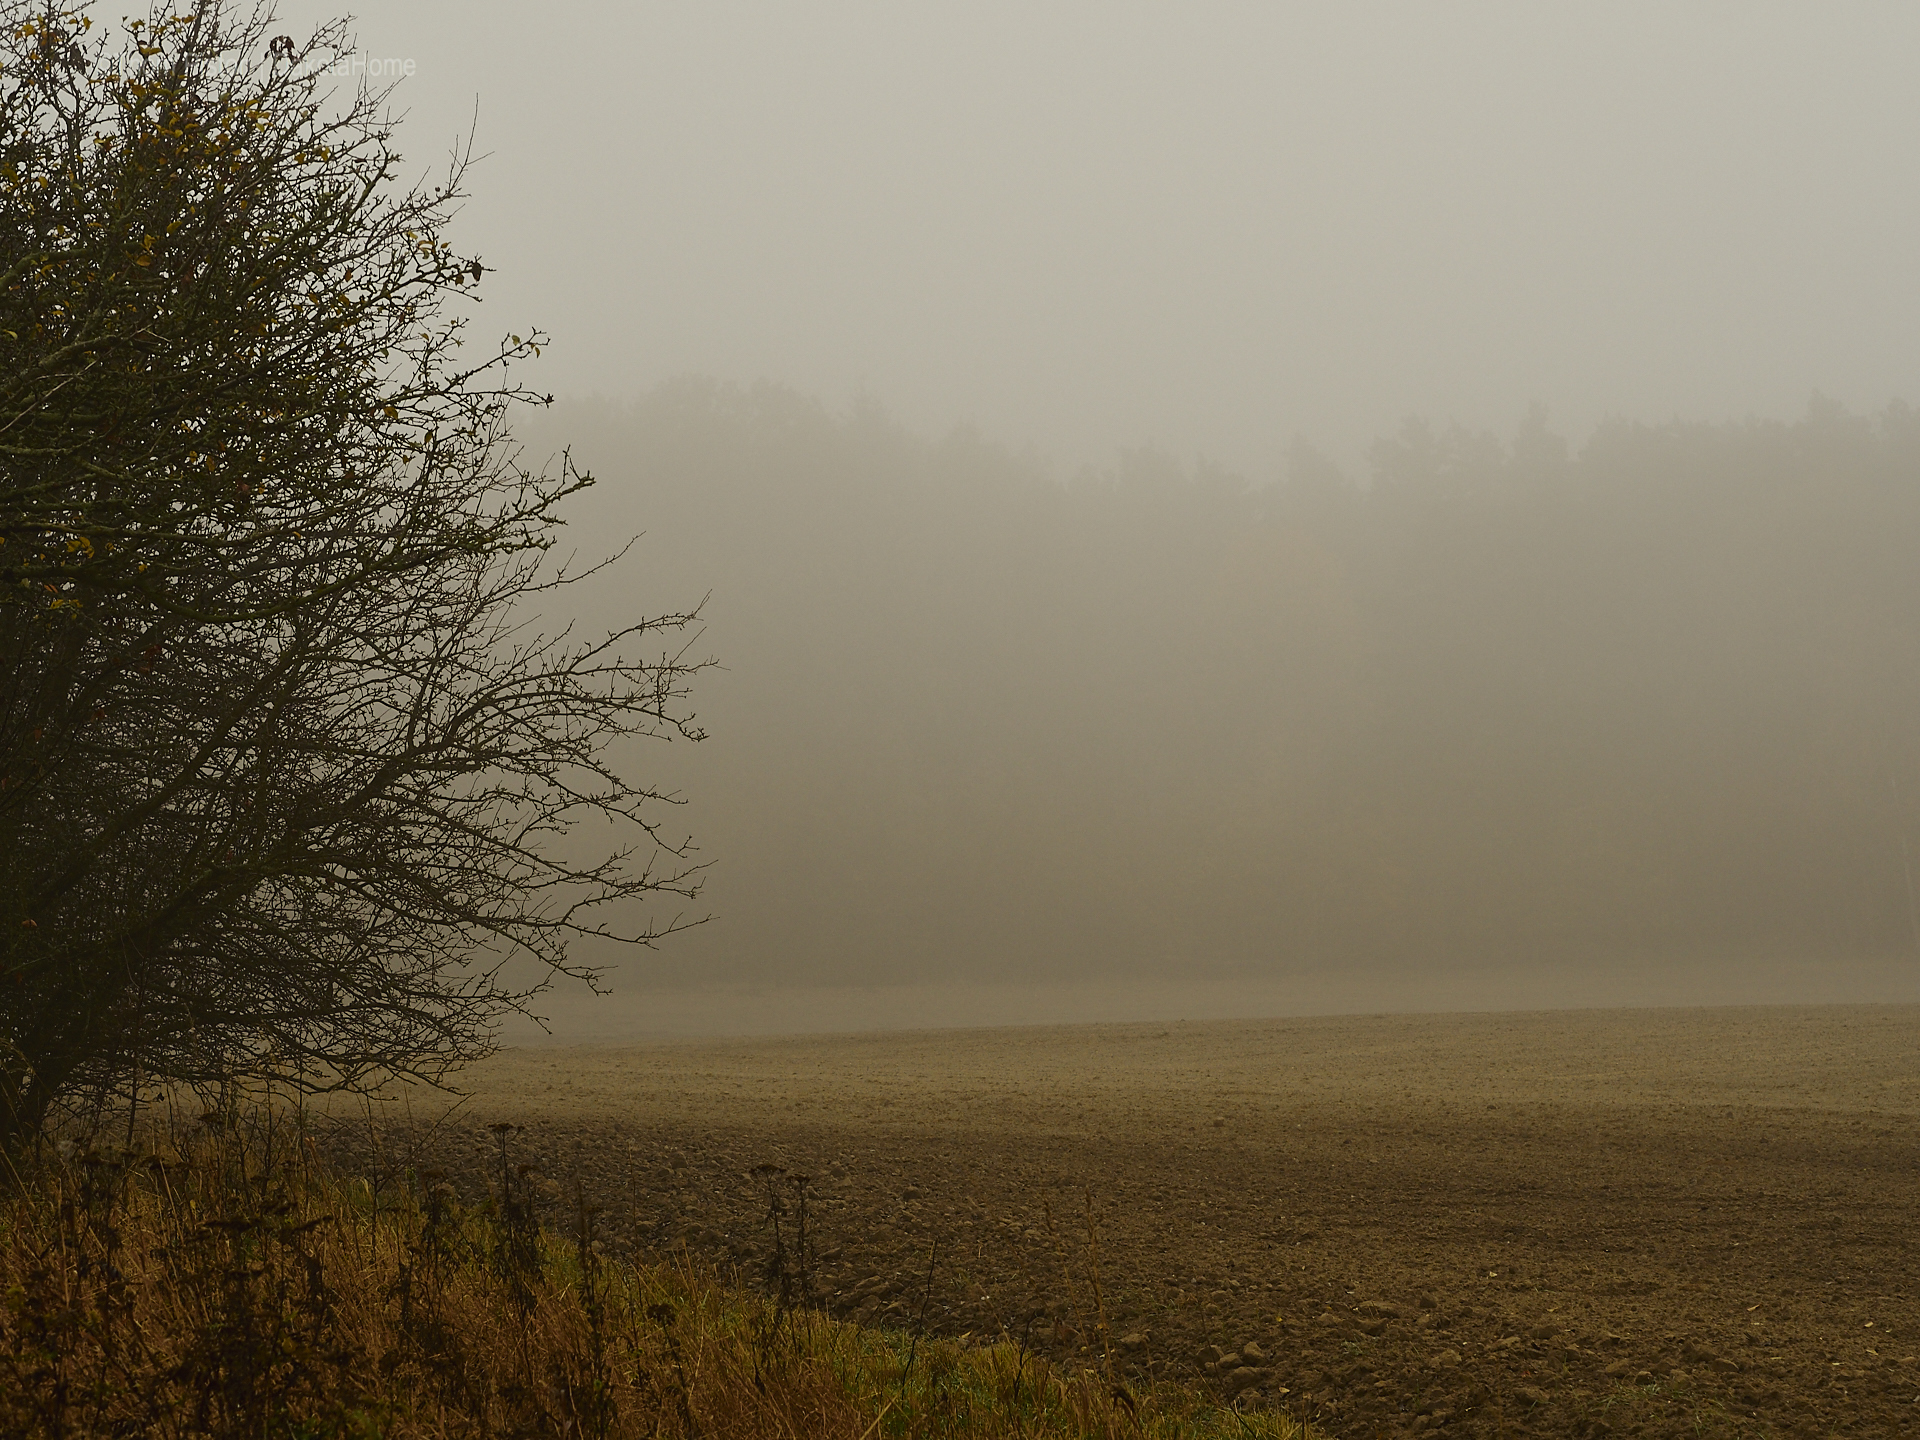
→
(339, 1004, 1920, 1438)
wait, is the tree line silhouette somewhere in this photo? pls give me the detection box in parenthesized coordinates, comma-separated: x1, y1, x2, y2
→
(547, 383, 1920, 988)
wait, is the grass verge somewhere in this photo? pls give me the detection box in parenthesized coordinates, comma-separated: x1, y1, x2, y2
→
(0, 1110, 1313, 1439)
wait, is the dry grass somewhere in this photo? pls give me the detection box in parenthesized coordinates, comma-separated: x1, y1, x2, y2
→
(0, 1107, 1313, 1439)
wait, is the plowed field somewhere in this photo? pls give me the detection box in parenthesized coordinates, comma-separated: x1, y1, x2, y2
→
(336, 1004, 1920, 1438)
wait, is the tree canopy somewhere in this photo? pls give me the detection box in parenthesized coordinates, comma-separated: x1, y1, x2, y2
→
(0, 2, 709, 1139)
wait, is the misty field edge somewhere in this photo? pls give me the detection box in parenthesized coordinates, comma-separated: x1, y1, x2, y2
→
(2, 1122, 1317, 1440)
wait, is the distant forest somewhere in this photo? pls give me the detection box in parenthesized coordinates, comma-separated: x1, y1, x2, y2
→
(532, 384, 1920, 987)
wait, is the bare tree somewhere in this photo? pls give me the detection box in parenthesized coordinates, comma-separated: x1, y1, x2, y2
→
(0, 2, 710, 1141)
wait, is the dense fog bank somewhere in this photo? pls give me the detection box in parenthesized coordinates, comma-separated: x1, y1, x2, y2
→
(522, 384, 1920, 994)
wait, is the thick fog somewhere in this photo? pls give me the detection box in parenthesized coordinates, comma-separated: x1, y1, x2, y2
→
(496, 391, 1920, 1033)
(273, 3, 1920, 475)
(256, 4, 1920, 1027)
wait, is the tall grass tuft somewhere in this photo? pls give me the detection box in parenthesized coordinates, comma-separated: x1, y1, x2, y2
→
(0, 1111, 1312, 1439)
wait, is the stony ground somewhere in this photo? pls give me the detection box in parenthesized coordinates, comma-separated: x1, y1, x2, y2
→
(327, 1003, 1920, 1439)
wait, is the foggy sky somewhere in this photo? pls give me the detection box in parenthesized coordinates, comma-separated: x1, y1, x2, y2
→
(270, 2, 1920, 476)
(226, 4, 1920, 1028)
